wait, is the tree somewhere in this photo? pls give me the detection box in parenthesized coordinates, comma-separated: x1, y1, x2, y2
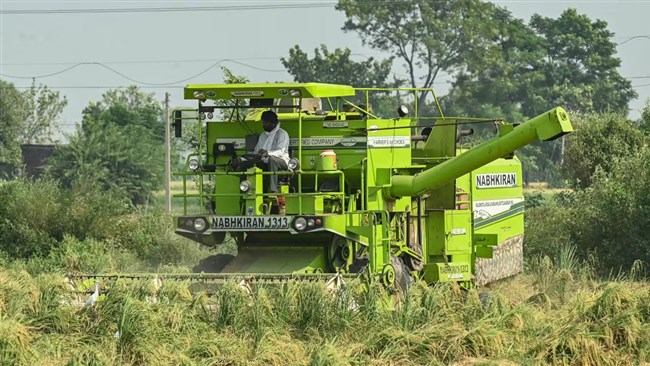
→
(47, 86, 164, 205)
(0, 79, 67, 178)
(444, 8, 636, 184)
(336, 0, 500, 111)
(19, 79, 68, 144)
(639, 100, 650, 134)
(281, 45, 394, 87)
(448, 8, 636, 119)
(281, 45, 400, 116)
(0, 80, 26, 178)
(442, 7, 545, 123)
(529, 9, 636, 116)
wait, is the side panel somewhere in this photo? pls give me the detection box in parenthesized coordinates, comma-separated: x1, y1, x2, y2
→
(470, 157, 525, 285)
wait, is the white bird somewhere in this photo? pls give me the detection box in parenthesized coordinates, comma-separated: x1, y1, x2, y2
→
(152, 276, 163, 292)
(85, 280, 100, 307)
(146, 276, 163, 303)
(326, 273, 345, 291)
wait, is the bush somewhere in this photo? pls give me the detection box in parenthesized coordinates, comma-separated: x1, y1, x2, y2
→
(562, 111, 647, 189)
(0, 179, 129, 259)
(0, 179, 204, 272)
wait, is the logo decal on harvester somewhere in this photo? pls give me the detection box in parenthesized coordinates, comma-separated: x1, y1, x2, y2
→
(323, 121, 348, 128)
(473, 198, 525, 228)
(215, 137, 368, 150)
(288, 137, 366, 148)
(475, 173, 517, 189)
(231, 91, 264, 97)
(367, 136, 410, 148)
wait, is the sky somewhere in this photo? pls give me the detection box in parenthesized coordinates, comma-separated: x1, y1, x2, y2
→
(1, 0, 649, 141)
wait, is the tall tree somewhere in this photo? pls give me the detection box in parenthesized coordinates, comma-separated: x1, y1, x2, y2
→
(0, 80, 67, 178)
(336, 0, 499, 111)
(19, 79, 68, 144)
(442, 7, 545, 123)
(448, 8, 636, 120)
(281, 45, 399, 116)
(0, 80, 26, 178)
(47, 86, 164, 204)
(281, 45, 394, 87)
(445, 8, 636, 184)
(529, 9, 636, 116)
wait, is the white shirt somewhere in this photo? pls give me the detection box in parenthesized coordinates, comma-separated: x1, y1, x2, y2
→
(254, 124, 290, 164)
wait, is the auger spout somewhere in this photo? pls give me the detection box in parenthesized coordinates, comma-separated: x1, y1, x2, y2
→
(389, 107, 573, 198)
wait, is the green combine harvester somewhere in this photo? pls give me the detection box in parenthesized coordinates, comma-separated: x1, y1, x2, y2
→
(167, 82, 572, 291)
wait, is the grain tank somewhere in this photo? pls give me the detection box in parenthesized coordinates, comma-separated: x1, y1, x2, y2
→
(173, 83, 572, 289)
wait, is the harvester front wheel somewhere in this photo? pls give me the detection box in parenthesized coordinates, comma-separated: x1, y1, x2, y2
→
(329, 236, 353, 273)
(404, 243, 423, 272)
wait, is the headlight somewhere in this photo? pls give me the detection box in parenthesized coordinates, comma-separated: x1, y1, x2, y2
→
(193, 217, 207, 232)
(239, 180, 251, 192)
(294, 217, 307, 231)
(307, 219, 315, 227)
(288, 158, 300, 170)
(189, 158, 199, 171)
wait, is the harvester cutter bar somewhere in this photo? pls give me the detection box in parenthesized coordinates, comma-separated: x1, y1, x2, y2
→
(67, 272, 358, 282)
(66, 272, 360, 296)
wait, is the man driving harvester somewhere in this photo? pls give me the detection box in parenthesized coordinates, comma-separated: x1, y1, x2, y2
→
(234, 110, 290, 194)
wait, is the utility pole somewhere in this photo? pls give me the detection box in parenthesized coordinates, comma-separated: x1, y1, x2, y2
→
(164, 92, 171, 212)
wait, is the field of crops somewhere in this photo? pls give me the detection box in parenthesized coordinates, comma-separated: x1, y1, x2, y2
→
(1, 256, 648, 366)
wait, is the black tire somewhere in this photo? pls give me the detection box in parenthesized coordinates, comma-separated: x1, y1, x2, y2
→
(392, 255, 414, 293)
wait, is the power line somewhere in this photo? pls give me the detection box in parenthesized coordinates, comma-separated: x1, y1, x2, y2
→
(0, 59, 286, 84)
(0, 3, 344, 15)
(1, 85, 186, 89)
(616, 35, 650, 46)
(0, 57, 284, 66)
(0, 53, 388, 67)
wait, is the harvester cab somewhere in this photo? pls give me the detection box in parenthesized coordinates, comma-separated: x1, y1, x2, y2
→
(172, 82, 573, 290)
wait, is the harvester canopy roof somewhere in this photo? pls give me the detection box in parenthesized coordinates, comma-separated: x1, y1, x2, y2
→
(184, 83, 356, 100)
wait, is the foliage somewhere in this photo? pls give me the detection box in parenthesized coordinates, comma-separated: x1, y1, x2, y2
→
(567, 147, 650, 270)
(281, 45, 394, 88)
(528, 9, 636, 115)
(0, 179, 204, 269)
(47, 86, 164, 205)
(443, 8, 636, 184)
(0, 178, 129, 259)
(0, 79, 67, 179)
(525, 112, 650, 271)
(639, 99, 650, 134)
(447, 8, 635, 120)
(336, 0, 499, 110)
(0, 80, 25, 179)
(561, 111, 647, 189)
(18, 79, 68, 144)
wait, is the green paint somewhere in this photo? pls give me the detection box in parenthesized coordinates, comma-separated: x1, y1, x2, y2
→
(172, 82, 573, 288)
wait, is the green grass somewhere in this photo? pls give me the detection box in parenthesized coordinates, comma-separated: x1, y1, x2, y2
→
(0, 257, 648, 366)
